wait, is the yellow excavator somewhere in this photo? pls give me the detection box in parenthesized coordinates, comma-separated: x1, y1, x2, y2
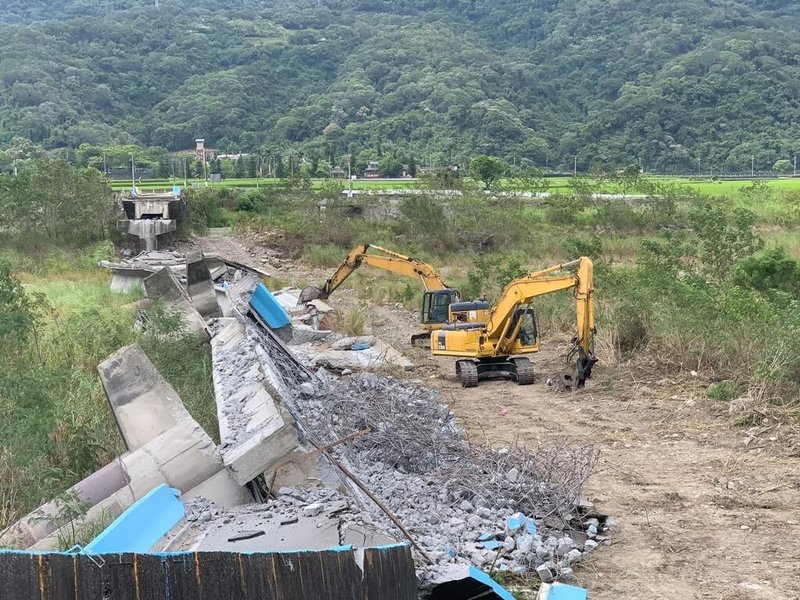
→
(431, 257, 597, 388)
(299, 243, 486, 346)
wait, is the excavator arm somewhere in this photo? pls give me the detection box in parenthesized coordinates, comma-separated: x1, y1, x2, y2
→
(299, 243, 452, 303)
(488, 257, 595, 357)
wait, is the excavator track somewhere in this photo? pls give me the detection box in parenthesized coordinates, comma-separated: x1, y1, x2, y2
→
(510, 357, 535, 385)
(456, 360, 479, 388)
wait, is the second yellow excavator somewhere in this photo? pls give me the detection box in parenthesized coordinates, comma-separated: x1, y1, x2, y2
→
(299, 243, 486, 346)
(431, 257, 597, 388)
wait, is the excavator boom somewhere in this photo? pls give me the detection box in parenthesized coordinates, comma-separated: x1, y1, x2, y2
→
(299, 243, 451, 303)
(299, 243, 462, 347)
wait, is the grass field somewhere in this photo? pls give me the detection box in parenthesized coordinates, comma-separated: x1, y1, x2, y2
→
(110, 175, 800, 197)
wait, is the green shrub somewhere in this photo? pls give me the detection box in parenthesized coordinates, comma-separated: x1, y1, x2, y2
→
(708, 381, 743, 401)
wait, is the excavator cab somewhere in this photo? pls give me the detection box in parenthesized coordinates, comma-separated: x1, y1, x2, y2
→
(422, 289, 460, 325)
(512, 306, 538, 350)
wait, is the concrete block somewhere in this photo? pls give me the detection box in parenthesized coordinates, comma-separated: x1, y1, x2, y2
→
(143, 267, 209, 338)
(221, 411, 299, 485)
(186, 252, 222, 317)
(98, 344, 189, 451)
(120, 422, 249, 507)
(183, 469, 252, 507)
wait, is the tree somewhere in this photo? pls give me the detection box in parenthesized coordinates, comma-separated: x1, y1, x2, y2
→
(773, 159, 792, 174)
(470, 155, 507, 189)
(275, 157, 287, 179)
(0, 261, 34, 341)
(379, 156, 404, 178)
(233, 156, 245, 178)
(407, 156, 417, 177)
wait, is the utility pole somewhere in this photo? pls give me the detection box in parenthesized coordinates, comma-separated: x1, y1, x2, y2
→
(103, 153, 107, 176)
(751, 156, 755, 178)
(130, 154, 135, 191)
(183, 156, 187, 186)
(348, 154, 353, 198)
(794, 155, 797, 177)
(573, 155, 577, 177)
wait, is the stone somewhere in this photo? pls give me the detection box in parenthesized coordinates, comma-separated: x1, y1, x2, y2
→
(556, 537, 574, 557)
(515, 534, 534, 554)
(563, 548, 582, 565)
(448, 517, 466, 528)
(302, 503, 324, 517)
(506, 468, 519, 483)
(476, 507, 493, 519)
(536, 562, 556, 582)
(467, 515, 482, 529)
(502, 536, 515, 552)
(584, 539, 598, 551)
(460, 500, 475, 513)
(299, 382, 316, 396)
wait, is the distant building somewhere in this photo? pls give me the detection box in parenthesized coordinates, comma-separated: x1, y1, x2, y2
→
(195, 139, 217, 162)
(331, 166, 347, 178)
(364, 161, 380, 178)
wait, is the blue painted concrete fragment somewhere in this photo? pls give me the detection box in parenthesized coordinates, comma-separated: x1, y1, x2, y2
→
(249, 283, 291, 329)
(481, 540, 502, 550)
(83, 484, 184, 554)
(547, 582, 588, 600)
(467, 566, 516, 600)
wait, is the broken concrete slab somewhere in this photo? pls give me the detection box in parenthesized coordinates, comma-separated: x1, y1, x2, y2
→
(143, 267, 209, 338)
(98, 344, 188, 451)
(186, 252, 222, 317)
(211, 320, 300, 485)
(0, 459, 130, 549)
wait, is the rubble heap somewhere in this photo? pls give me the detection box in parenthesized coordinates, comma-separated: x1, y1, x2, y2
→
(252, 327, 606, 581)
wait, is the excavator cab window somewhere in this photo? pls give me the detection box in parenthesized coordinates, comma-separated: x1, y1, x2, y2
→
(514, 306, 538, 348)
(422, 290, 459, 325)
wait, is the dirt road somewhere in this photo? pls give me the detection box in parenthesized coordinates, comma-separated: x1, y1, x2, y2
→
(432, 347, 800, 599)
(200, 231, 800, 599)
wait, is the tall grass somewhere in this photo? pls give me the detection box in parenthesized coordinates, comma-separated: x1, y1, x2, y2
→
(0, 246, 219, 531)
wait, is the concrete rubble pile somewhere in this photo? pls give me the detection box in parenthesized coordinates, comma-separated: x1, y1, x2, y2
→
(245, 315, 608, 585)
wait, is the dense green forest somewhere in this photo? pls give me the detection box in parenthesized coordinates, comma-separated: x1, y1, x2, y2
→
(2, 0, 800, 171)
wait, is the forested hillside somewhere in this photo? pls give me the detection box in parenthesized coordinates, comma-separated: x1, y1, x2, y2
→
(2, 0, 800, 171)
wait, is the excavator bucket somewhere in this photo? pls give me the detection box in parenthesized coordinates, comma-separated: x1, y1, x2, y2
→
(298, 285, 325, 305)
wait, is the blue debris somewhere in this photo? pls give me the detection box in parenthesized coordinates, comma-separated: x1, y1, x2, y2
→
(506, 511, 527, 534)
(478, 532, 494, 542)
(351, 342, 371, 351)
(83, 484, 183, 554)
(467, 566, 517, 600)
(546, 582, 588, 600)
(482, 540, 502, 550)
(526, 519, 538, 535)
(249, 283, 291, 329)
(446, 545, 457, 558)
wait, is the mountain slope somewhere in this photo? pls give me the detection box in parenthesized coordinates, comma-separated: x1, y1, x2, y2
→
(2, 0, 800, 171)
